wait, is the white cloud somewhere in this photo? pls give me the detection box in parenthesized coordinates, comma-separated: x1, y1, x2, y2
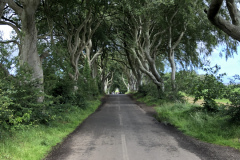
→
(197, 45, 240, 83)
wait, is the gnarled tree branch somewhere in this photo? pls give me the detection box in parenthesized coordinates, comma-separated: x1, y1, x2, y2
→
(0, 21, 20, 35)
(5, 0, 23, 16)
(205, 0, 240, 41)
(0, 0, 6, 17)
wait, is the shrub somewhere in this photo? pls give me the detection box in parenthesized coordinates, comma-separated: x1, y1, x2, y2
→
(0, 66, 57, 130)
(225, 75, 240, 123)
(79, 58, 99, 98)
(191, 66, 226, 112)
(138, 83, 161, 98)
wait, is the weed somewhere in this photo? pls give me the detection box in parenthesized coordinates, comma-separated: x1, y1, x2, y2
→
(155, 103, 240, 149)
(0, 99, 101, 160)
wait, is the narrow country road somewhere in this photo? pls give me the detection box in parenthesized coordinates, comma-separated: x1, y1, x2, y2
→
(45, 95, 240, 160)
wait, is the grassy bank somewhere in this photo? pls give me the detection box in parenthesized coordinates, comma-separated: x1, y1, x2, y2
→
(0, 99, 101, 160)
(134, 94, 240, 150)
(178, 91, 231, 105)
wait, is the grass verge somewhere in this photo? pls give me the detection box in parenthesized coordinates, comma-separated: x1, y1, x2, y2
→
(156, 103, 240, 150)
(135, 94, 240, 150)
(178, 91, 231, 105)
(133, 94, 166, 106)
(0, 99, 101, 160)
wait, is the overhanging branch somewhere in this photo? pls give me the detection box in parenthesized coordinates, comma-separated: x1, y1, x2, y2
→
(205, 0, 240, 41)
(0, 39, 20, 49)
(0, 21, 20, 36)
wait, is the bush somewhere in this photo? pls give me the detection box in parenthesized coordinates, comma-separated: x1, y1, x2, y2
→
(191, 66, 226, 112)
(0, 82, 15, 130)
(79, 58, 99, 98)
(0, 66, 57, 130)
(138, 83, 162, 98)
(175, 70, 198, 94)
(225, 76, 240, 123)
(155, 103, 240, 149)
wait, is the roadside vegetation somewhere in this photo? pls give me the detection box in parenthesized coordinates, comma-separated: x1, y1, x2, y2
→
(0, 61, 103, 160)
(0, 99, 100, 160)
(133, 68, 240, 150)
(1, 0, 240, 159)
(154, 103, 240, 149)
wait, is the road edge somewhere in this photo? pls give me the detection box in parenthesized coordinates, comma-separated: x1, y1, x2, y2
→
(129, 94, 240, 160)
(43, 95, 108, 160)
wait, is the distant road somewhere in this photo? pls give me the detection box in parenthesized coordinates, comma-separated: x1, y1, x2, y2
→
(45, 95, 240, 160)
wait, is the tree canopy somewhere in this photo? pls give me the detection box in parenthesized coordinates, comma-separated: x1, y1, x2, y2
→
(0, 0, 239, 129)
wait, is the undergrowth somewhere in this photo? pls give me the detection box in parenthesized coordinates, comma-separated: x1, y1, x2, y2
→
(133, 93, 167, 106)
(155, 103, 240, 150)
(0, 99, 101, 160)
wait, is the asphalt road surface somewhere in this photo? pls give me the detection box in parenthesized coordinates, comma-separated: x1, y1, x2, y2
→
(45, 94, 240, 160)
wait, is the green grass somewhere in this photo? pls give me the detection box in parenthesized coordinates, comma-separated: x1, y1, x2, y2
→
(0, 99, 101, 160)
(179, 91, 231, 105)
(155, 103, 240, 150)
(215, 98, 231, 104)
(133, 93, 166, 106)
(134, 92, 240, 149)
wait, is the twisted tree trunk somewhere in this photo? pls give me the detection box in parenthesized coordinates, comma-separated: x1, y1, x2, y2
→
(20, 1, 43, 102)
(1, 0, 43, 102)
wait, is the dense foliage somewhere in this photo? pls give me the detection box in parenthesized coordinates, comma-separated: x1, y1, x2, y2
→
(0, 0, 239, 131)
(154, 103, 240, 150)
(191, 66, 226, 112)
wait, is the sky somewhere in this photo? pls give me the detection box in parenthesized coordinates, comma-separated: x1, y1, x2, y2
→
(0, 25, 239, 83)
(0, 25, 13, 40)
(197, 46, 240, 84)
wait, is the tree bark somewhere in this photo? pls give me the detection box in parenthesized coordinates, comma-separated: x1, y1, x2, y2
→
(122, 74, 130, 92)
(206, 0, 240, 41)
(167, 12, 186, 92)
(0, 0, 6, 17)
(104, 72, 113, 94)
(63, 10, 101, 85)
(19, 0, 43, 102)
(2, 0, 43, 102)
(125, 40, 142, 91)
(85, 39, 102, 78)
(168, 51, 176, 91)
(135, 70, 142, 91)
(140, 20, 165, 92)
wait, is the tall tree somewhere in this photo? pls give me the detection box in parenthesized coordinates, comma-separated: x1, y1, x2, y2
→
(0, 0, 44, 102)
(43, 0, 107, 90)
(112, 0, 224, 94)
(112, 0, 167, 92)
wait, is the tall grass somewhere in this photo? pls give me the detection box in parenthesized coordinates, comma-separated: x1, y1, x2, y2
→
(179, 91, 231, 105)
(133, 93, 167, 106)
(155, 103, 240, 149)
(0, 100, 101, 160)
